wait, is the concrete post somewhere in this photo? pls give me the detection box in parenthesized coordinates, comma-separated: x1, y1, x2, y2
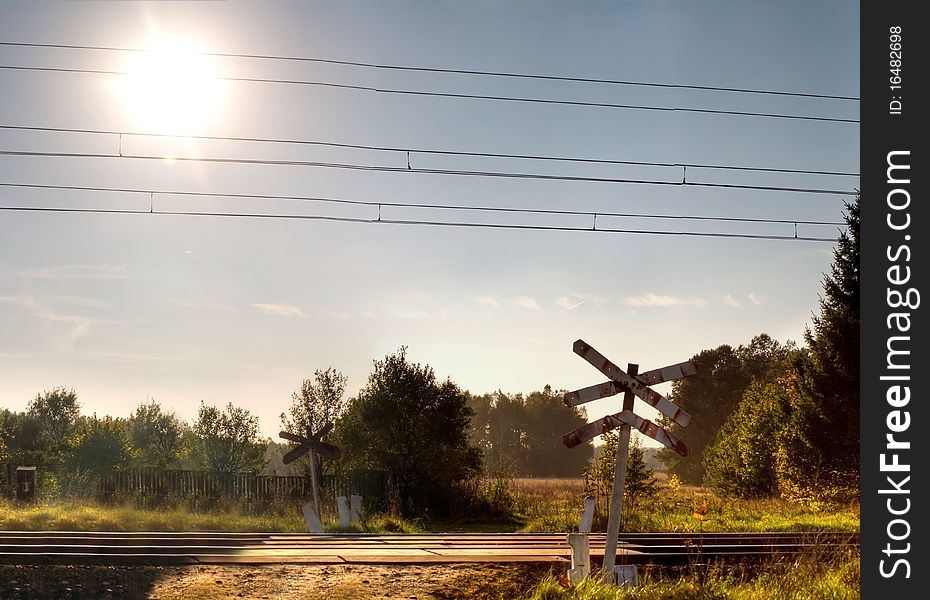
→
(579, 494, 595, 534)
(337, 495, 351, 529)
(302, 501, 324, 533)
(566, 533, 591, 584)
(350, 494, 364, 524)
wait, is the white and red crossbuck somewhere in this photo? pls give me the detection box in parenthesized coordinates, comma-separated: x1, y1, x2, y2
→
(562, 339, 696, 456)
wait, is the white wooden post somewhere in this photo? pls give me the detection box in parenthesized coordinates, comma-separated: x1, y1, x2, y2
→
(601, 363, 637, 582)
(306, 448, 324, 533)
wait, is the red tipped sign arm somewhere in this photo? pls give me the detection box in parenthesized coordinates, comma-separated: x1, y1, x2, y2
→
(563, 381, 625, 407)
(571, 339, 693, 427)
(562, 410, 689, 456)
(635, 361, 697, 386)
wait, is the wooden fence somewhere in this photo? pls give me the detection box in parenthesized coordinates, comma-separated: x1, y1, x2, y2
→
(97, 468, 387, 506)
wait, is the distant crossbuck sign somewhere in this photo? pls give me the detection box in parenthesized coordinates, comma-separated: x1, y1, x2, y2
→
(279, 423, 341, 464)
(562, 339, 696, 456)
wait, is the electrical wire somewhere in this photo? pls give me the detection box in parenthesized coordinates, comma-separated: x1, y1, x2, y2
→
(0, 181, 847, 226)
(0, 41, 861, 101)
(0, 124, 862, 178)
(0, 64, 859, 125)
(0, 203, 841, 242)
(0, 150, 858, 196)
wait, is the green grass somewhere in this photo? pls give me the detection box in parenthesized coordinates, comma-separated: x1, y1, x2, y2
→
(525, 552, 860, 599)
(512, 479, 859, 534)
(0, 478, 859, 534)
(0, 498, 423, 533)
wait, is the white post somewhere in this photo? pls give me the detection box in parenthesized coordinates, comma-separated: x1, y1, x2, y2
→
(579, 494, 595, 534)
(566, 533, 591, 584)
(350, 494, 364, 524)
(601, 363, 637, 582)
(302, 501, 324, 533)
(337, 496, 351, 529)
(306, 448, 324, 533)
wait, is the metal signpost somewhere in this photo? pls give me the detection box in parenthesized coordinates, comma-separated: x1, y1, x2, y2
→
(562, 339, 697, 583)
(279, 424, 341, 533)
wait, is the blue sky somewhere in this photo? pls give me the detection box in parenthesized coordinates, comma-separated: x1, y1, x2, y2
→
(0, 1, 859, 442)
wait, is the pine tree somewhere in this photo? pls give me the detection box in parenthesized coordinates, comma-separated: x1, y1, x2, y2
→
(777, 197, 860, 499)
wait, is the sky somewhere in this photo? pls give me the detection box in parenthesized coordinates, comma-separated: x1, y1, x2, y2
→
(0, 1, 859, 445)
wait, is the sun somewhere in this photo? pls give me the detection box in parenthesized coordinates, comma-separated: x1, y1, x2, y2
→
(117, 39, 225, 135)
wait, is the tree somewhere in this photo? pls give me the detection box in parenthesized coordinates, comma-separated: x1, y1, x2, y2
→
(778, 197, 860, 498)
(522, 385, 592, 477)
(468, 387, 591, 477)
(658, 334, 794, 482)
(27, 387, 81, 444)
(337, 348, 481, 516)
(192, 402, 266, 474)
(69, 415, 132, 477)
(584, 433, 657, 520)
(0, 409, 46, 467)
(704, 379, 790, 498)
(126, 399, 188, 469)
(280, 367, 347, 477)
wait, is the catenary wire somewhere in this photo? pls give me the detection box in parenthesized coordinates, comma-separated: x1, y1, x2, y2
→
(0, 41, 861, 101)
(0, 64, 859, 125)
(0, 150, 858, 196)
(0, 181, 847, 226)
(0, 124, 862, 178)
(0, 204, 841, 243)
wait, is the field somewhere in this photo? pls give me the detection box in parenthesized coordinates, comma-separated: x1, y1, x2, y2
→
(0, 477, 858, 534)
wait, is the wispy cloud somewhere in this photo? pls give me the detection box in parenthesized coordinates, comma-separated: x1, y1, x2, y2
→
(555, 296, 585, 311)
(748, 292, 764, 306)
(80, 351, 191, 364)
(167, 297, 237, 312)
(507, 296, 540, 311)
(36, 311, 123, 325)
(623, 293, 706, 308)
(43, 294, 113, 309)
(718, 294, 742, 308)
(19, 264, 131, 279)
(251, 303, 305, 317)
(472, 296, 501, 308)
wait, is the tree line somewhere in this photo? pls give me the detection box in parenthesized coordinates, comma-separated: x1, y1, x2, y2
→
(0, 349, 593, 516)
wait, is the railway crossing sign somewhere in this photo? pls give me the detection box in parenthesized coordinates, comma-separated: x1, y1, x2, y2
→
(279, 423, 341, 464)
(560, 339, 697, 583)
(562, 339, 695, 456)
(279, 423, 341, 533)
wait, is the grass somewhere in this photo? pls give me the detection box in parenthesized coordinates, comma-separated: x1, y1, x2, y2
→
(525, 550, 860, 599)
(512, 479, 859, 534)
(0, 498, 423, 533)
(0, 477, 859, 534)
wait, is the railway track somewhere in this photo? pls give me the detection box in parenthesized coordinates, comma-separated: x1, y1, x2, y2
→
(0, 531, 858, 565)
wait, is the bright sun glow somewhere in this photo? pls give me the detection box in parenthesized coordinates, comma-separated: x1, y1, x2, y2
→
(117, 39, 224, 135)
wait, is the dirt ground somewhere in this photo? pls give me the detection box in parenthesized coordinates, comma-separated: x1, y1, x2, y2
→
(0, 563, 557, 599)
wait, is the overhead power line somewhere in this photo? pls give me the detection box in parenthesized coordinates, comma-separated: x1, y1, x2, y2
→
(0, 41, 861, 102)
(0, 181, 847, 226)
(0, 149, 858, 196)
(0, 64, 859, 125)
(0, 125, 862, 178)
(0, 206, 841, 243)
